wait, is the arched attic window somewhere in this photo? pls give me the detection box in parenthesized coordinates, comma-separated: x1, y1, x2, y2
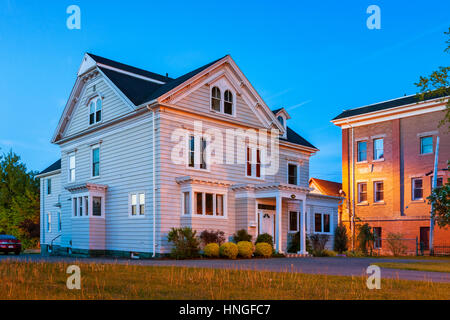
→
(224, 90, 233, 115)
(89, 97, 102, 125)
(211, 87, 221, 112)
(277, 116, 284, 127)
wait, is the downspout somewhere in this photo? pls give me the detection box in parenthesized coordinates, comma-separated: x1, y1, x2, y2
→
(151, 108, 156, 257)
(346, 121, 356, 251)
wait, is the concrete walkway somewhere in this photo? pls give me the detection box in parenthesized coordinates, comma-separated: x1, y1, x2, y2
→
(1, 254, 449, 283)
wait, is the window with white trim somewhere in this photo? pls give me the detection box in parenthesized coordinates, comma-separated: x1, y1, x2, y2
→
(412, 178, 423, 200)
(92, 196, 102, 216)
(374, 181, 384, 202)
(357, 141, 367, 162)
(188, 135, 207, 170)
(89, 96, 102, 125)
(211, 87, 221, 112)
(92, 145, 100, 177)
(68, 154, 76, 182)
(246, 146, 262, 178)
(314, 213, 330, 233)
(357, 182, 367, 203)
(47, 212, 51, 232)
(287, 163, 299, 185)
(130, 192, 145, 217)
(183, 192, 190, 215)
(192, 191, 225, 217)
(224, 90, 233, 115)
(47, 178, 52, 195)
(373, 138, 384, 160)
(210, 86, 234, 116)
(289, 211, 298, 232)
(373, 227, 382, 248)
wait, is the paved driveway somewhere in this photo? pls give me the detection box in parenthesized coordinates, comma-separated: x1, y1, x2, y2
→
(1, 254, 449, 283)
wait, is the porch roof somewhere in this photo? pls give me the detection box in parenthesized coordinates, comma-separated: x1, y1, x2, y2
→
(231, 182, 311, 193)
(65, 182, 108, 193)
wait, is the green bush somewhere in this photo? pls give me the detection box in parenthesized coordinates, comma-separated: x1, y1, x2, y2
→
(237, 241, 254, 258)
(333, 225, 349, 253)
(255, 233, 273, 246)
(204, 243, 220, 258)
(357, 223, 375, 255)
(219, 242, 238, 259)
(344, 250, 364, 257)
(386, 232, 408, 256)
(167, 227, 200, 259)
(232, 229, 252, 242)
(322, 249, 337, 257)
(255, 242, 272, 258)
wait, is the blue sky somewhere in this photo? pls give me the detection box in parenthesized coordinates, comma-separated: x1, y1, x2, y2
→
(0, 0, 449, 181)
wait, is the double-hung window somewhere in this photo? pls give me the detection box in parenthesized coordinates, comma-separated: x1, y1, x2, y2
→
(373, 138, 384, 160)
(57, 212, 62, 232)
(374, 181, 384, 202)
(188, 135, 207, 170)
(89, 97, 102, 125)
(289, 211, 298, 232)
(246, 146, 262, 178)
(412, 178, 423, 200)
(357, 182, 367, 203)
(357, 141, 367, 162)
(210, 86, 234, 115)
(373, 227, 382, 248)
(68, 154, 76, 182)
(130, 192, 145, 217)
(288, 163, 299, 185)
(92, 146, 100, 177)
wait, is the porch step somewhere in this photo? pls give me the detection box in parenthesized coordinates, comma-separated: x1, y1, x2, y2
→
(286, 253, 310, 258)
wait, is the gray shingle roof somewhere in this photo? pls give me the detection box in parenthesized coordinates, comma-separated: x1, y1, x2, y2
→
(333, 89, 450, 120)
(39, 159, 61, 175)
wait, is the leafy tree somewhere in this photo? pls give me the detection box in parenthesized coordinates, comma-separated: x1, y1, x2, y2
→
(427, 162, 450, 227)
(415, 27, 450, 130)
(0, 150, 40, 248)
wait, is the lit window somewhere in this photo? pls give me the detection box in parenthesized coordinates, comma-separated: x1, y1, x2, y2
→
(68, 154, 76, 182)
(357, 141, 367, 162)
(224, 90, 233, 115)
(412, 178, 423, 200)
(420, 136, 433, 154)
(358, 182, 367, 203)
(373, 138, 384, 160)
(92, 146, 100, 177)
(205, 193, 213, 215)
(89, 97, 102, 125)
(288, 163, 298, 185)
(211, 87, 221, 112)
(374, 181, 384, 202)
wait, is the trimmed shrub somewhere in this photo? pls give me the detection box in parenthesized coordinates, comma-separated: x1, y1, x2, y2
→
(199, 230, 225, 246)
(333, 225, 349, 253)
(204, 243, 220, 258)
(232, 229, 252, 243)
(255, 233, 273, 246)
(255, 242, 272, 258)
(237, 241, 254, 258)
(167, 227, 200, 259)
(220, 242, 238, 259)
(344, 250, 364, 257)
(322, 249, 337, 257)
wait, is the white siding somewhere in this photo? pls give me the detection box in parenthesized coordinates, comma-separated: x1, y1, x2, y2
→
(40, 173, 62, 246)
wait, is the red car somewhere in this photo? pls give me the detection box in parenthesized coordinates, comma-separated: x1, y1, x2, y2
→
(0, 235, 21, 255)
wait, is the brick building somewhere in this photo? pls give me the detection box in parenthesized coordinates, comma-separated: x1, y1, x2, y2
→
(332, 92, 450, 255)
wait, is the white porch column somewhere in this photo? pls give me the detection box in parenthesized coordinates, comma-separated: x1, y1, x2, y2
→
(299, 199, 307, 255)
(275, 193, 282, 253)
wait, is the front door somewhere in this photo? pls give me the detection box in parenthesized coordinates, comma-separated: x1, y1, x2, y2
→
(259, 210, 275, 238)
(420, 227, 430, 250)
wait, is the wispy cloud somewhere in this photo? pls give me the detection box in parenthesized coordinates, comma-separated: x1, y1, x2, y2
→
(286, 99, 312, 111)
(265, 89, 291, 102)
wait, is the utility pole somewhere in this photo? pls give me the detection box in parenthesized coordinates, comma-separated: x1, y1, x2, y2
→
(430, 136, 440, 255)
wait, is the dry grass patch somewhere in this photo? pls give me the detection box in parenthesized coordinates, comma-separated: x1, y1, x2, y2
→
(0, 260, 449, 300)
(376, 262, 450, 273)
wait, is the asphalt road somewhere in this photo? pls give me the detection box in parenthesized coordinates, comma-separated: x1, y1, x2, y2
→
(1, 254, 449, 283)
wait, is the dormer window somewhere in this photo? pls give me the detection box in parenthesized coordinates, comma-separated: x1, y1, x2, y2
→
(89, 97, 102, 125)
(211, 87, 221, 112)
(210, 86, 234, 116)
(277, 116, 284, 127)
(224, 90, 233, 115)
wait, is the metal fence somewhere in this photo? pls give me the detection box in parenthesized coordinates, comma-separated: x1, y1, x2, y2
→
(372, 237, 450, 256)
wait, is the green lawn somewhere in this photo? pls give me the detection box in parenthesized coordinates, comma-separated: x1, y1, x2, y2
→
(376, 262, 450, 273)
(0, 260, 449, 300)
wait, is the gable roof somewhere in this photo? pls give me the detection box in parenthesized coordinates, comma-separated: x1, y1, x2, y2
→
(281, 127, 317, 149)
(91, 53, 226, 107)
(309, 178, 342, 197)
(333, 89, 450, 120)
(39, 159, 61, 176)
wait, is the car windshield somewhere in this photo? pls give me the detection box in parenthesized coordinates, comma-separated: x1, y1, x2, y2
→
(0, 235, 17, 240)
